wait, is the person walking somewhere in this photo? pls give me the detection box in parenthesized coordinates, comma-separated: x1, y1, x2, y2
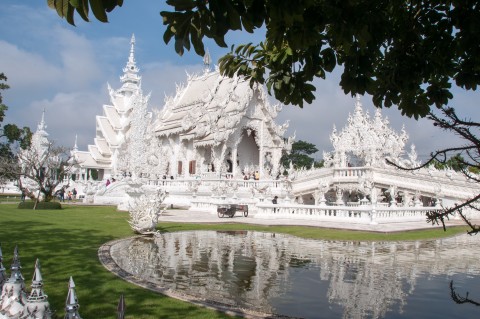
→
(59, 187, 65, 202)
(272, 196, 278, 213)
(20, 188, 26, 202)
(72, 188, 77, 200)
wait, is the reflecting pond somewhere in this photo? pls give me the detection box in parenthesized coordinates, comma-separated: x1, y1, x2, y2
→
(109, 231, 480, 318)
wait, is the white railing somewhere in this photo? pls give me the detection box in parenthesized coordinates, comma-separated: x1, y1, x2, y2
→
(333, 167, 368, 178)
(144, 178, 286, 190)
(255, 203, 441, 224)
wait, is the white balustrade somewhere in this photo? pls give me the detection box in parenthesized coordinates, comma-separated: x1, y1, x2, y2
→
(255, 203, 440, 224)
(333, 167, 368, 178)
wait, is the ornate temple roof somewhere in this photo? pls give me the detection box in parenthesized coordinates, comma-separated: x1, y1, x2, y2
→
(154, 69, 285, 148)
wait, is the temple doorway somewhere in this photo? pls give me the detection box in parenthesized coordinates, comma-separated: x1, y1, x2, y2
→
(237, 129, 259, 174)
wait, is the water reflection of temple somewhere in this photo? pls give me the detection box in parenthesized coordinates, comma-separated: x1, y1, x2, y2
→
(109, 233, 480, 318)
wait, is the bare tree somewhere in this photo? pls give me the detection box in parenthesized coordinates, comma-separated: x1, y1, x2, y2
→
(1, 142, 76, 207)
(388, 106, 480, 235)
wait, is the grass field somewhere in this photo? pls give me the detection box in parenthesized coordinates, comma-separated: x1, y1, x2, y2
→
(0, 204, 469, 318)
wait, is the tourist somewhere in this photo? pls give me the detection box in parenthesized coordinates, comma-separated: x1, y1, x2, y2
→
(67, 190, 72, 201)
(20, 188, 26, 202)
(112, 177, 116, 183)
(72, 188, 77, 200)
(272, 196, 278, 212)
(59, 187, 65, 202)
(254, 171, 260, 180)
(106, 179, 111, 187)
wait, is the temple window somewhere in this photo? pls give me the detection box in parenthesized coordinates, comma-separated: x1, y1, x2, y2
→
(189, 160, 196, 174)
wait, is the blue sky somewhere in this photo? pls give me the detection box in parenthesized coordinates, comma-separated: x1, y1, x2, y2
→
(1, 1, 478, 161)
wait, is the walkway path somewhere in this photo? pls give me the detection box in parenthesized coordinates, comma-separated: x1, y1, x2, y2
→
(160, 209, 473, 233)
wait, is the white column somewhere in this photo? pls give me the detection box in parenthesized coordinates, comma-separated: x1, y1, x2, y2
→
(232, 148, 238, 177)
(259, 121, 264, 178)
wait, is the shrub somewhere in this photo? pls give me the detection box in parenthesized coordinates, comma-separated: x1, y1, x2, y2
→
(18, 201, 62, 210)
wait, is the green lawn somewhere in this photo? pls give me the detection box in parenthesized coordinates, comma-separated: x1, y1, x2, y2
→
(0, 204, 469, 318)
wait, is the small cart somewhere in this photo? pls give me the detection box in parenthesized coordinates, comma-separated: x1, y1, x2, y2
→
(217, 204, 249, 218)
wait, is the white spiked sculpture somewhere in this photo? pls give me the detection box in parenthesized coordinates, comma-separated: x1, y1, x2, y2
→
(0, 244, 6, 292)
(64, 277, 82, 319)
(128, 189, 166, 234)
(21, 259, 52, 319)
(0, 246, 27, 318)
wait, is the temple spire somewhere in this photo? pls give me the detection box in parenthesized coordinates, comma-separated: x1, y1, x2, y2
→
(120, 34, 141, 93)
(64, 276, 82, 319)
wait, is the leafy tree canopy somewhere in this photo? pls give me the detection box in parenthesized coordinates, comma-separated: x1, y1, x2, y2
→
(47, 0, 480, 119)
(281, 139, 319, 169)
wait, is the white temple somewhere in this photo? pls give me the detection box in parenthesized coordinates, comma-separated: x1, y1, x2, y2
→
(51, 35, 479, 223)
(72, 35, 291, 184)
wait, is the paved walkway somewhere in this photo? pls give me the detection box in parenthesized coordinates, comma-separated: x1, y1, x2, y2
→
(159, 209, 472, 233)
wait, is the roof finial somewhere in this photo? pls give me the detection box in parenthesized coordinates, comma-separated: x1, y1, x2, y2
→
(354, 94, 362, 110)
(129, 34, 136, 64)
(38, 108, 47, 132)
(73, 134, 78, 152)
(203, 48, 211, 72)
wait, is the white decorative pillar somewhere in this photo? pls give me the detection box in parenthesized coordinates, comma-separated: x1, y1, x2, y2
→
(370, 204, 378, 225)
(232, 148, 238, 177)
(259, 121, 264, 178)
(335, 188, 344, 205)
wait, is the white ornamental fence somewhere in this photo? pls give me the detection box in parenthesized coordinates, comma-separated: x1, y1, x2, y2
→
(254, 203, 444, 225)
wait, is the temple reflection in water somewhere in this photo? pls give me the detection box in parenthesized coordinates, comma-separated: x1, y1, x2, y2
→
(110, 232, 480, 318)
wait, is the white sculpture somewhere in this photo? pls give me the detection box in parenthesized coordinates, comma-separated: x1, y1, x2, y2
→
(128, 189, 166, 235)
(324, 94, 409, 168)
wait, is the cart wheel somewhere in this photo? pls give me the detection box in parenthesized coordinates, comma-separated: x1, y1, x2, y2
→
(218, 211, 224, 218)
(243, 210, 248, 217)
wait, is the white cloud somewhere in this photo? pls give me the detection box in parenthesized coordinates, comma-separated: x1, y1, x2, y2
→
(29, 89, 107, 149)
(0, 40, 62, 90)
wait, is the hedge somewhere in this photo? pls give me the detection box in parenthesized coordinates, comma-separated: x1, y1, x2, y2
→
(17, 201, 62, 209)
